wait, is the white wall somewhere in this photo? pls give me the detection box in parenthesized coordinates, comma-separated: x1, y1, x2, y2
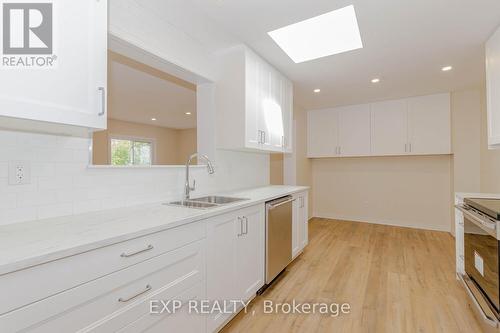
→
(0, 130, 269, 226)
(452, 89, 482, 193)
(312, 156, 453, 231)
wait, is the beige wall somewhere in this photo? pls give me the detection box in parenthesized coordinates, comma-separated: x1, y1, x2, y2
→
(270, 153, 284, 185)
(480, 90, 500, 193)
(177, 128, 198, 164)
(93, 119, 196, 165)
(312, 155, 453, 231)
(450, 87, 500, 194)
(293, 105, 313, 217)
(451, 89, 482, 193)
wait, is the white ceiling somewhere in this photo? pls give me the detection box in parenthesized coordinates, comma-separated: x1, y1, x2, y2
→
(108, 55, 197, 129)
(186, 0, 500, 109)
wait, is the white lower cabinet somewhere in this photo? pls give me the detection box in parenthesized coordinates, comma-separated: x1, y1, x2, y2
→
(206, 204, 265, 333)
(0, 198, 306, 333)
(292, 191, 309, 259)
(0, 239, 205, 332)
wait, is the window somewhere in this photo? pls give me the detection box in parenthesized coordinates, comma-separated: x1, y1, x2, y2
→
(110, 137, 154, 166)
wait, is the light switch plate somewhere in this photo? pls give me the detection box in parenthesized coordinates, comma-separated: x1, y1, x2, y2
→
(9, 161, 31, 185)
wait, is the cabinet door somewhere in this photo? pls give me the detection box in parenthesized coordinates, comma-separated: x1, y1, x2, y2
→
(292, 194, 301, 259)
(407, 93, 451, 155)
(371, 99, 408, 155)
(0, 0, 107, 130)
(486, 27, 500, 147)
(245, 51, 261, 149)
(206, 213, 238, 332)
(300, 194, 309, 249)
(338, 104, 371, 156)
(235, 206, 265, 301)
(307, 109, 339, 157)
(283, 79, 294, 153)
(258, 61, 273, 149)
(269, 69, 285, 150)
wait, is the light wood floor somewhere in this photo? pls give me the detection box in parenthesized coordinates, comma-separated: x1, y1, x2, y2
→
(222, 218, 482, 333)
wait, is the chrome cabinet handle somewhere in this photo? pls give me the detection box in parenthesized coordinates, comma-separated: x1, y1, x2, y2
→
(409, 143, 412, 152)
(262, 131, 266, 144)
(405, 143, 408, 152)
(118, 284, 152, 303)
(243, 216, 248, 235)
(237, 217, 243, 237)
(98, 87, 106, 116)
(120, 245, 154, 258)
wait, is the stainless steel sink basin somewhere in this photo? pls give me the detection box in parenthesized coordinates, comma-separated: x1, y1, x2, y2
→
(166, 196, 248, 210)
(166, 201, 219, 209)
(189, 196, 248, 205)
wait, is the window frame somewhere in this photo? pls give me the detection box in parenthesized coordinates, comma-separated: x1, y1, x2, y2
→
(108, 135, 156, 166)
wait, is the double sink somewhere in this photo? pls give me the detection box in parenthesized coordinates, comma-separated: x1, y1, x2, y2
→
(167, 196, 249, 209)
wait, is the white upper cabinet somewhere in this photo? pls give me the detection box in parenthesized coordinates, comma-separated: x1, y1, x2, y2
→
(307, 93, 451, 158)
(0, 0, 108, 133)
(307, 108, 338, 157)
(407, 93, 451, 155)
(371, 99, 408, 155)
(217, 45, 293, 153)
(486, 25, 500, 149)
(338, 104, 371, 156)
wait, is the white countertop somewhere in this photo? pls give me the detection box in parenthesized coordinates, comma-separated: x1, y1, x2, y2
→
(0, 185, 308, 276)
(455, 192, 500, 200)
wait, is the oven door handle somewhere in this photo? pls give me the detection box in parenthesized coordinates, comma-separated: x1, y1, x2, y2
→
(455, 204, 497, 231)
(459, 274, 499, 328)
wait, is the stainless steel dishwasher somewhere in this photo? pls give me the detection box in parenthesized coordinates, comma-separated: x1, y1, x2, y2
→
(265, 196, 294, 285)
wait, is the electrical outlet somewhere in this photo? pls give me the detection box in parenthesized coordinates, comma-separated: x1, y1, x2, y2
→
(9, 161, 31, 185)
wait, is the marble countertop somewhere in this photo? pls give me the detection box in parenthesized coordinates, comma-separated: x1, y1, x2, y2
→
(455, 192, 500, 200)
(0, 185, 309, 276)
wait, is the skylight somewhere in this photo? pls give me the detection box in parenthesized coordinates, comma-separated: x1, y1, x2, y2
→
(268, 5, 363, 63)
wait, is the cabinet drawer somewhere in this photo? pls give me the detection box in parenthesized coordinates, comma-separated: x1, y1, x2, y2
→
(0, 221, 205, 315)
(0, 239, 205, 332)
(91, 281, 205, 333)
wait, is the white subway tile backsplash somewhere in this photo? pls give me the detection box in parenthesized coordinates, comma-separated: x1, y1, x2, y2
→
(0, 162, 8, 178)
(17, 191, 57, 207)
(74, 200, 102, 215)
(0, 129, 269, 226)
(0, 207, 37, 226)
(37, 203, 74, 220)
(38, 176, 74, 191)
(0, 193, 17, 210)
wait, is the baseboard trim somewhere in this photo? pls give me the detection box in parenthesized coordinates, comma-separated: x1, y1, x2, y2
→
(311, 213, 451, 233)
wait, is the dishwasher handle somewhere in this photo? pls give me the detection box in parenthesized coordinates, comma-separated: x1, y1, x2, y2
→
(268, 197, 296, 210)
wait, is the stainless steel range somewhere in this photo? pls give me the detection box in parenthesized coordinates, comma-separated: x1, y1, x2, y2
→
(457, 198, 500, 331)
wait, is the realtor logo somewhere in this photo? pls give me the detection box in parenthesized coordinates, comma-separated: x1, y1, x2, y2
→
(3, 3, 52, 54)
(1, 2, 56, 68)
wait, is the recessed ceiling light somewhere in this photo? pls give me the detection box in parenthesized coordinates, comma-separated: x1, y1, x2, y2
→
(268, 5, 363, 63)
(442, 66, 453, 72)
(371, 78, 380, 83)
(185, 112, 192, 115)
(314, 89, 321, 93)
(151, 118, 157, 121)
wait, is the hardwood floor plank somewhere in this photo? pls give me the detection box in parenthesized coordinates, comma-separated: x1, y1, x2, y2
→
(221, 219, 482, 333)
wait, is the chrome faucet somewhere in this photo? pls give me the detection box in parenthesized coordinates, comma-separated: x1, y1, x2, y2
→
(184, 153, 215, 201)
